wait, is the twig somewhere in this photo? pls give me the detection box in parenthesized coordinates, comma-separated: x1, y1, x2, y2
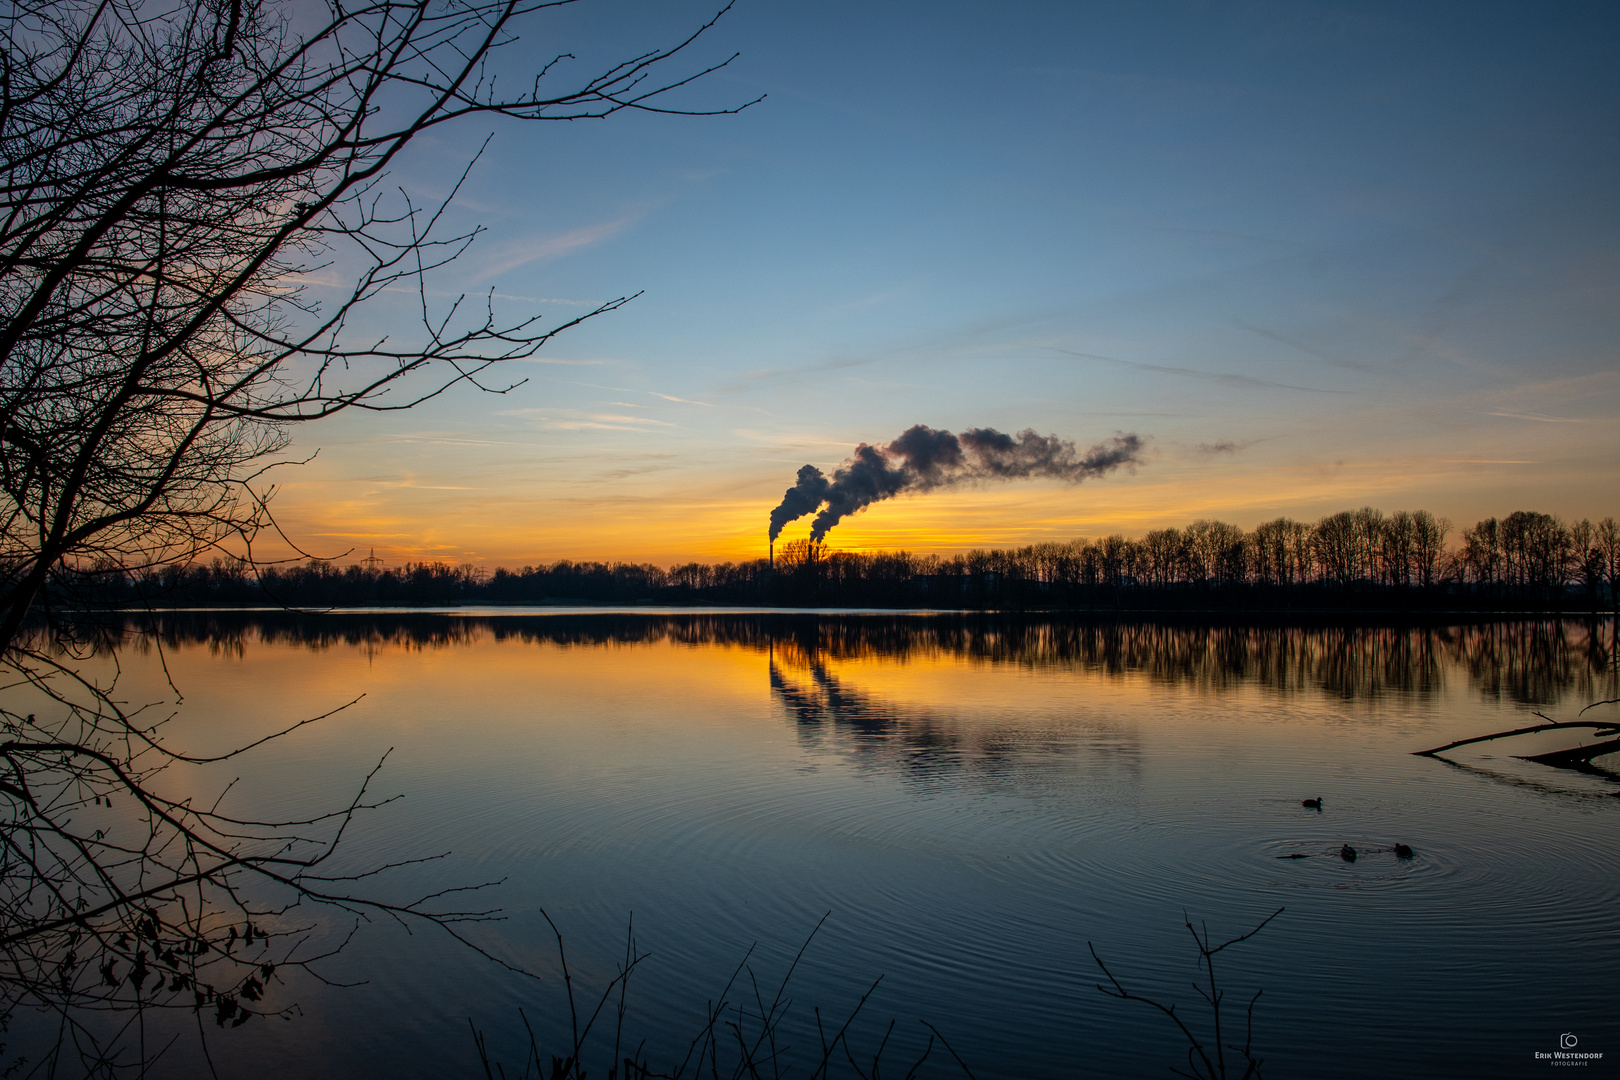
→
(1414, 719, 1619, 757)
(1091, 908, 1283, 1080)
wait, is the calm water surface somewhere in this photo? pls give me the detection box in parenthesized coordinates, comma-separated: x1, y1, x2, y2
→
(27, 614, 1620, 1077)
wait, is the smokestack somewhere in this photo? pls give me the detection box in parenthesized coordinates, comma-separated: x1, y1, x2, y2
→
(765, 424, 1146, 544)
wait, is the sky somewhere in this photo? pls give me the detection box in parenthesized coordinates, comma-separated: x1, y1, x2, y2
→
(267, 0, 1620, 567)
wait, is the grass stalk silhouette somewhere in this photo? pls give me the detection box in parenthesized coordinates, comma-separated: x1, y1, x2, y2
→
(1090, 907, 1284, 1080)
(472, 911, 977, 1080)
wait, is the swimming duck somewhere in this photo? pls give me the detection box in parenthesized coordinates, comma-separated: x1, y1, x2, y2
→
(1340, 844, 1357, 862)
(1393, 842, 1414, 858)
(1301, 797, 1322, 809)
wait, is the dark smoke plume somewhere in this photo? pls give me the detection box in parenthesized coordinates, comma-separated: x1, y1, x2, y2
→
(767, 425, 1146, 544)
(768, 464, 832, 541)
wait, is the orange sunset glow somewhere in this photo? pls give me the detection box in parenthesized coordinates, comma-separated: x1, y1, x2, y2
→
(261, 411, 1616, 567)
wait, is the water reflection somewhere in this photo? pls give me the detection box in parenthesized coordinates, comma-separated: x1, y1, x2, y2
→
(21, 610, 1618, 1080)
(769, 642, 1148, 796)
(1424, 753, 1620, 804)
(108, 611, 1619, 707)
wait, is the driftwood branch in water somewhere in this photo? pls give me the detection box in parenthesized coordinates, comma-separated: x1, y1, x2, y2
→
(1414, 720, 1620, 758)
(1416, 700, 1620, 772)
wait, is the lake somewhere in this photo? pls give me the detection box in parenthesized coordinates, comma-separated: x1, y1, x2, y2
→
(13, 612, 1620, 1078)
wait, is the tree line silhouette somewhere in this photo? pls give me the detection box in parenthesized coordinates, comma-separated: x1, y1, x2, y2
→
(85, 507, 1620, 614)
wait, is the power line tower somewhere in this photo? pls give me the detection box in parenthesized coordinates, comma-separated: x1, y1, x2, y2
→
(361, 547, 383, 572)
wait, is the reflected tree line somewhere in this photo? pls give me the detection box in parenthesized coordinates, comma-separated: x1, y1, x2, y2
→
(103, 612, 1620, 708)
(87, 508, 1620, 614)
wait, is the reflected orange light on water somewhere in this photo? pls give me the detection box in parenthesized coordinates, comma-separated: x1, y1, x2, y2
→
(76, 618, 1611, 791)
(144, 635, 773, 737)
(45, 616, 1613, 851)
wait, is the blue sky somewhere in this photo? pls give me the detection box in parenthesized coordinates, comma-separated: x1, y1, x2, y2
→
(275, 0, 1620, 565)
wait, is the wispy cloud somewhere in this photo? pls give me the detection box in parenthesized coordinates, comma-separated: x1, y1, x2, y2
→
(596, 464, 679, 480)
(491, 293, 593, 306)
(586, 413, 675, 427)
(1192, 437, 1270, 456)
(557, 381, 709, 405)
(381, 434, 538, 448)
(1049, 346, 1350, 395)
(726, 355, 871, 390)
(499, 408, 678, 432)
(472, 206, 650, 282)
(1484, 410, 1588, 423)
(1235, 321, 1380, 374)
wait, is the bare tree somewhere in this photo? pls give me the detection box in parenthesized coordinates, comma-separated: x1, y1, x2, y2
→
(1143, 527, 1184, 588)
(1313, 511, 1357, 590)
(1351, 505, 1384, 585)
(1411, 510, 1449, 590)
(1457, 517, 1502, 595)
(1380, 510, 1415, 588)
(0, 0, 753, 1065)
(0, 0, 755, 645)
(1245, 520, 1287, 589)
(1597, 517, 1620, 616)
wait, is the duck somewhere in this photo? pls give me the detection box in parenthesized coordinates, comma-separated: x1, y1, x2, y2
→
(1393, 842, 1414, 858)
(1301, 797, 1322, 810)
(1340, 844, 1357, 862)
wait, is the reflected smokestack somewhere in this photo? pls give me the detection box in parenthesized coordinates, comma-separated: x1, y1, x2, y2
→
(766, 425, 1146, 544)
